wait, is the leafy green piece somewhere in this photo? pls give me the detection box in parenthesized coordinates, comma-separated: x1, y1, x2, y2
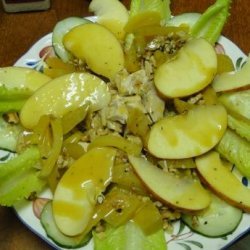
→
(228, 115, 250, 141)
(0, 115, 23, 151)
(190, 0, 232, 44)
(0, 146, 45, 206)
(93, 221, 167, 250)
(216, 129, 250, 178)
(129, 0, 171, 22)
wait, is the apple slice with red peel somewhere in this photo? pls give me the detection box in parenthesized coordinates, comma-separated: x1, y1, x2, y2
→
(89, 0, 129, 40)
(195, 151, 250, 213)
(154, 38, 217, 98)
(63, 23, 124, 79)
(128, 155, 211, 211)
(147, 104, 227, 159)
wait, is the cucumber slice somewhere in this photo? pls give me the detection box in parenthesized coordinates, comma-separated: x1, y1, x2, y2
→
(182, 193, 242, 237)
(166, 13, 201, 28)
(40, 201, 92, 249)
(52, 17, 91, 62)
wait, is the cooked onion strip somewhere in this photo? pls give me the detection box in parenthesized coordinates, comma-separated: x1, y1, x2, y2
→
(40, 118, 63, 178)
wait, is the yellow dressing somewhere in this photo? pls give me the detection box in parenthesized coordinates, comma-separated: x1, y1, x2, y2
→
(53, 200, 88, 220)
(148, 105, 227, 158)
(53, 147, 116, 236)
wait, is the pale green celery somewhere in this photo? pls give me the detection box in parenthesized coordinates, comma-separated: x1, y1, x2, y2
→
(0, 146, 45, 206)
(0, 146, 39, 178)
(0, 100, 26, 112)
(0, 85, 31, 112)
(228, 115, 250, 142)
(218, 89, 250, 121)
(216, 129, 250, 178)
(93, 221, 167, 250)
(129, 0, 171, 22)
(190, 0, 232, 44)
(0, 85, 32, 100)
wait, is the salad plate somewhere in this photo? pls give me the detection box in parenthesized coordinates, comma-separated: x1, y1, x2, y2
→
(6, 20, 250, 250)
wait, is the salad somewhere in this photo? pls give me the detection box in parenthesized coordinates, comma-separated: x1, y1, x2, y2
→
(1, 0, 250, 249)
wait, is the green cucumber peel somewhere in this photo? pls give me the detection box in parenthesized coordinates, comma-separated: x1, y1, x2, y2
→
(52, 17, 92, 62)
(190, 0, 232, 44)
(0, 146, 45, 206)
(40, 201, 92, 248)
(129, 0, 171, 22)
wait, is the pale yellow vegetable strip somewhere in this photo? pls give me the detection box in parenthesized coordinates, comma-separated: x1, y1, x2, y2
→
(40, 118, 63, 178)
(34, 115, 52, 159)
(62, 105, 89, 135)
(63, 130, 84, 145)
(88, 134, 142, 156)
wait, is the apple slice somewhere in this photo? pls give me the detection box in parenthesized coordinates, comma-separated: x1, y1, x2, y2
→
(128, 155, 211, 211)
(154, 38, 217, 98)
(195, 151, 250, 212)
(20, 72, 111, 129)
(63, 23, 124, 79)
(212, 55, 250, 92)
(147, 104, 227, 159)
(53, 147, 116, 236)
(89, 0, 129, 40)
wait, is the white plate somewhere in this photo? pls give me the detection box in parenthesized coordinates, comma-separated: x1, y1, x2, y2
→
(9, 29, 250, 250)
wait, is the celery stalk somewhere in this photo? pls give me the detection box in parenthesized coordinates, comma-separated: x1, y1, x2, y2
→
(0, 86, 32, 100)
(228, 115, 250, 142)
(0, 146, 39, 178)
(216, 129, 250, 178)
(0, 147, 45, 206)
(0, 85, 32, 112)
(190, 0, 232, 44)
(0, 100, 26, 112)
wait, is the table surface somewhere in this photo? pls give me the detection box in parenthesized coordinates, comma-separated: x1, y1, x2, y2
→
(0, 0, 249, 249)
